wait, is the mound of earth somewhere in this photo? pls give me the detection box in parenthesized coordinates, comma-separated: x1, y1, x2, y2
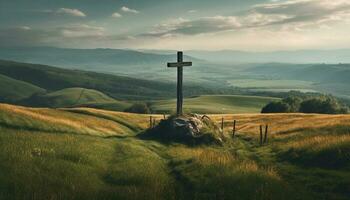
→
(140, 114, 225, 145)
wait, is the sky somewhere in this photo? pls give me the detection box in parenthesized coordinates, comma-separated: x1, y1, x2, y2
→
(0, 0, 350, 51)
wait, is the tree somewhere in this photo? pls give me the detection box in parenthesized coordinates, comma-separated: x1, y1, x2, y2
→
(282, 96, 302, 112)
(299, 97, 348, 114)
(124, 103, 151, 114)
(261, 101, 291, 113)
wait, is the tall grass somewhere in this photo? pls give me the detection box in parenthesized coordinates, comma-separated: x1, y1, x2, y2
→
(1, 104, 350, 200)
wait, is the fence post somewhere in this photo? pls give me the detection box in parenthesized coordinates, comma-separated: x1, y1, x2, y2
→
(149, 116, 153, 128)
(221, 117, 224, 133)
(232, 120, 236, 138)
(259, 125, 263, 146)
(264, 125, 268, 144)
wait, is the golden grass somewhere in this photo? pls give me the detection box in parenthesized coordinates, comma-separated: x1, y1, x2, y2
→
(168, 146, 280, 179)
(2, 103, 350, 140)
(63, 107, 165, 130)
(0, 104, 135, 136)
(209, 113, 350, 136)
(285, 134, 350, 151)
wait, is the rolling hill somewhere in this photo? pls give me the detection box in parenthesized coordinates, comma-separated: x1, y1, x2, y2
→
(0, 74, 45, 102)
(0, 47, 201, 73)
(244, 63, 350, 98)
(0, 103, 349, 200)
(150, 95, 279, 114)
(187, 49, 350, 64)
(0, 60, 216, 101)
(21, 88, 131, 110)
(1, 48, 350, 100)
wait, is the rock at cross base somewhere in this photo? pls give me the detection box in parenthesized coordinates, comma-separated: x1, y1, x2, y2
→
(173, 114, 204, 138)
(142, 114, 225, 145)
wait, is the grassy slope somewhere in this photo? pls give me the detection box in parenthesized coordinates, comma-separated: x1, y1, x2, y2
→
(0, 104, 349, 200)
(0, 60, 214, 100)
(150, 95, 279, 114)
(0, 74, 45, 102)
(23, 87, 131, 110)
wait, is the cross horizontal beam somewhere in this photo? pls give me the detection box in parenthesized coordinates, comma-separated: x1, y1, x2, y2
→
(167, 62, 192, 68)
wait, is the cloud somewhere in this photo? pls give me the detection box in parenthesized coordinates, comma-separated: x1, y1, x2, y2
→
(58, 24, 105, 38)
(111, 12, 122, 18)
(17, 26, 31, 31)
(0, 24, 134, 48)
(144, 16, 241, 37)
(145, 0, 350, 37)
(121, 6, 139, 14)
(56, 8, 86, 17)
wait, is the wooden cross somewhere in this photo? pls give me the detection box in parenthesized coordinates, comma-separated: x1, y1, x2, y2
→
(167, 51, 192, 116)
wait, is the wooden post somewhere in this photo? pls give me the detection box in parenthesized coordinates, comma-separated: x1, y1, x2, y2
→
(221, 117, 224, 133)
(264, 125, 268, 144)
(177, 52, 183, 116)
(259, 125, 263, 146)
(153, 119, 156, 128)
(232, 120, 236, 138)
(149, 116, 153, 128)
(167, 52, 192, 117)
(163, 114, 166, 119)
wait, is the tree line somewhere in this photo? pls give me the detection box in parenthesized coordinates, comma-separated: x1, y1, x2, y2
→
(262, 95, 349, 114)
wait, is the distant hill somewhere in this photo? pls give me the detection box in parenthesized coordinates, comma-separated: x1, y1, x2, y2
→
(21, 88, 131, 110)
(0, 60, 224, 107)
(187, 49, 350, 64)
(0, 60, 214, 101)
(0, 47, 201, 74)
(0, 74, 45, 102)
(244, 63, 350, 98)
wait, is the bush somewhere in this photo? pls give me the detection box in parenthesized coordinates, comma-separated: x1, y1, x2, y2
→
(261, 101, 291, 113)
(282, 96, 302, 112)
(300, 97, 348, 114)
(124, 103, 151, 114)
(262, 95, 349, 114)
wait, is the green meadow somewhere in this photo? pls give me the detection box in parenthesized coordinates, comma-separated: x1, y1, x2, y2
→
(150, 95, 279, 114)
(0, 104, 349, 200)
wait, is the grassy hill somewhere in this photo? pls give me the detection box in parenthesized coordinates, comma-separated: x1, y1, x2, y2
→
(0, 47, 201, 73)
(150, 95, 279, 114)
(0, 103, 349, 199)
(244, 63, 350, 98)
(22, 87, 131, 110)
(0, 74, 45, 102)
(0, 60, 215, 101)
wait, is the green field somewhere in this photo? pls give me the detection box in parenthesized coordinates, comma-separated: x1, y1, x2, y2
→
(150, 95, 279, 114)
(227, 79, 314, 89)
(0, 104, 349, 200)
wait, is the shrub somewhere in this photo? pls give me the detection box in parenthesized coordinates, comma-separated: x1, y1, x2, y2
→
(262, 95, 349, 114)
(124, 103, 151, 114)
(300, 97, 348, 114)
(282, 96, 302, 112)
(261, 101, 291, 113)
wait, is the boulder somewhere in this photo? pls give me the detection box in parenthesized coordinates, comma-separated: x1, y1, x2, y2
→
(141, 114, 225, 145)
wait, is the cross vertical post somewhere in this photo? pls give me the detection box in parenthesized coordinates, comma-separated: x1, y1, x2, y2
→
(167, 51, 192, 117)
(177, 52, 183, 116)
